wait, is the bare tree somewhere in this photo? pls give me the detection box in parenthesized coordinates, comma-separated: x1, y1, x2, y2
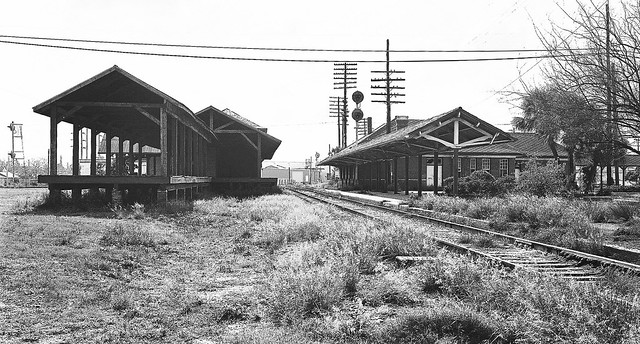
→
(537, 0, 640, 155)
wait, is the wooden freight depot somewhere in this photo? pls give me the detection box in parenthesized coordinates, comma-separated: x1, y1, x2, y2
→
(33, 65, 281, 203)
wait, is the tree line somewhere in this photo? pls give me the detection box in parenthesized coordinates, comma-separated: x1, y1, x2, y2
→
(511, 0, 640, 191)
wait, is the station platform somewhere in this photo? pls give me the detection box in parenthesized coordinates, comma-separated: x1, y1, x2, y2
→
(322, 189, 438, 208)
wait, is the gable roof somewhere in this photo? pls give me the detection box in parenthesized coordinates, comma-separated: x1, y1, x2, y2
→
(356, 117, 422, 145)
(32, 65, 217, 148)
(320, 107, 514, 166)
(459, 132, 568, 158)
(195, 106, 282, 159)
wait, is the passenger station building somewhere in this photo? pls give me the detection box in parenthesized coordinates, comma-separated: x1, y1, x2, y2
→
(319, 107, 567, 196)
(34, 65, 281, 203)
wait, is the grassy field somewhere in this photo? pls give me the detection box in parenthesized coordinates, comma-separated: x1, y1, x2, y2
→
(1, 191, 639, 343)
(0, 188, 47, 214)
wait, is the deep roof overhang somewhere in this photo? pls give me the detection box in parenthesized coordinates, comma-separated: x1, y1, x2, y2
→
(32, 65, 217, 149)
(319, 107, 515, 166)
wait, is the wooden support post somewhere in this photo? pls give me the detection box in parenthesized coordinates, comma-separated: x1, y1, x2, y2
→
(369, 162, 373, 191)
(105, 132, 112, 176)
(178, 123, 184, 175)
(160, 106, 168, 177)
(186, 129, 192, 175)
(156, 187, 167, 204)
(376, 161, 381, 192)
(393, 157, 398, 194)
(195, 134, 200, 176)
(404, 155, 410, 195)
(417, 154, 423, 197)
(49, 107, 58, 176)
(433, 151, 439, 195)
(72, 124, 81, 203)
(173, 118, 178, 176)
(117, 137, 124, 175)
(128, 139, 134, 175)
(256, 134, 262, 177)
(138, 142, 143, 176)
(90, 129, 97, 176)
(89, 129, 99, 196)
(49, 107, 60, 204)
(200, 136, 205, 176)
(452, 149, 459, 196)
(72, 124, 80, 176)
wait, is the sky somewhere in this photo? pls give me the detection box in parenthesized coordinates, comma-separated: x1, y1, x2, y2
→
(0, 0, 593, 168)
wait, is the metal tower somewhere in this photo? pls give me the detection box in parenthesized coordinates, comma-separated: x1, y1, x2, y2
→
(7, 122, 25, 182)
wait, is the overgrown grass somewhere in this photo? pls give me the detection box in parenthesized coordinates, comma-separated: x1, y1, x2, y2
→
(99, 222, 156, 248)
(609, 202, 638, 222)
(614, 218, 640, 238)
(5, 191, 639, 343)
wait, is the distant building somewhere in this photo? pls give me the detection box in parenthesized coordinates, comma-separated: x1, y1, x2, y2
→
(261, 164, 326, 185)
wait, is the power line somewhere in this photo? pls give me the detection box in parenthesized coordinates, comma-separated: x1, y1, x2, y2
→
(0, 39, 573, 63)
(0, 34, 589, 53)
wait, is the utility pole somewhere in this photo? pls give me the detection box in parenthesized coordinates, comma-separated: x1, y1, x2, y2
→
(334, 62, 357, 147)
(329, 96, 343, 149)
(371, 39, 405, 134)
(605, 1, 613, 186)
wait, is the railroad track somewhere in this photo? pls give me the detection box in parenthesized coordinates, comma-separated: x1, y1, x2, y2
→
(287, 187, 640, 281)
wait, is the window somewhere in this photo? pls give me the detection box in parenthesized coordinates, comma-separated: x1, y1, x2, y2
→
(470, 158, 476, 172)
(482, 158, 490, 171)
(499, 159, 508, 176)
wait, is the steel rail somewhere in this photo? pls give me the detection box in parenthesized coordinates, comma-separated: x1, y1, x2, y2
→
(287, 187, 640, 277)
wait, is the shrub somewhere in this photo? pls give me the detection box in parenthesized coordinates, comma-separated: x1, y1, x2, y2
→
(608, 202, 637, 222)
(444, 171, 500, 197)
(375, 307, 498, 344)
(430, 197, 470, 215)
(265, 263, 344, 324)
(613, 218, 640, 238)
(494, 175, 517, 194)
(576, 201, 609, 223)
(358, 270, 418, 307)
(516, 161, 566, 196)
(464, 198, 500, 220)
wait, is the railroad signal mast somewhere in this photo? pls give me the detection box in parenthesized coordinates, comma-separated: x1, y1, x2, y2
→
(371, 39, 405, 134)
(334, 62, 357, 148)
(329, 96, 344, 149)
(7, 121, 25, 183)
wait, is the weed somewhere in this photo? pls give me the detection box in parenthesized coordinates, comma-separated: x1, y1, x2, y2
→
(464, 198, 499, 219)
(457, 234, 473, 244)
(131, 202, 145, 219)
(100, 223, 156, 248)
(609, 202, 637, 222)
(111, 292, 133, 311)
(358, 270, 418, 307)
(375, 307, 497, 344)
(475, 236, 496, 248)
(613, 218, 640, 238)
(577, 201, 610, 223)
(265, 263, 344, 324)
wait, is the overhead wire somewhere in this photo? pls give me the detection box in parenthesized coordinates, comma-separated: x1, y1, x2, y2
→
(0, 38, 584, 63)
(0, 34, 590, 53)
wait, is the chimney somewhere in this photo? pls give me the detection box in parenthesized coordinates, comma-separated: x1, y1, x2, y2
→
(393, 115, 409, 132)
